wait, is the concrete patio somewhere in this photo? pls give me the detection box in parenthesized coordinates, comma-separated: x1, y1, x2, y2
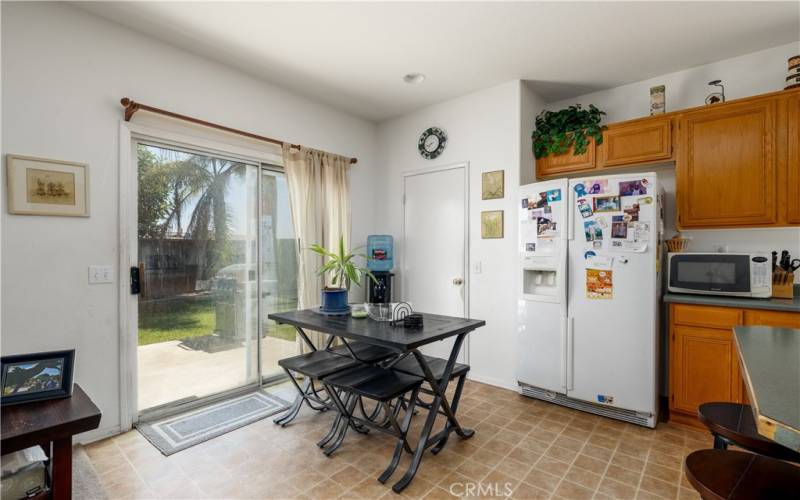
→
(138, 336, 297, 411)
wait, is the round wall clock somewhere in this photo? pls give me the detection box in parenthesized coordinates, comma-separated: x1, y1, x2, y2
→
(418, 127, 447, 159)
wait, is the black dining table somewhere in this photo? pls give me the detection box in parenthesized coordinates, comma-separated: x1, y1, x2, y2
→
(268, 308, 485, 492)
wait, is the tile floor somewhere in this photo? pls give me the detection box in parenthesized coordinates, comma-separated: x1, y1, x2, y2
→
(84, 380, 713, 499)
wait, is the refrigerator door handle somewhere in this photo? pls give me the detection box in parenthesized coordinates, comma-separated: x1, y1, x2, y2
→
(567, 317, 575, 391)
(567, 184, 575, 241)
(560, 315, 568, 390)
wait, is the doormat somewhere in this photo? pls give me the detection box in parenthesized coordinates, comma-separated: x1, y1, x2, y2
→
(137, 390, 289, 455)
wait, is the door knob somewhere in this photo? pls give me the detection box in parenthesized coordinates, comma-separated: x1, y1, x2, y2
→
(452, 277, 464, 285)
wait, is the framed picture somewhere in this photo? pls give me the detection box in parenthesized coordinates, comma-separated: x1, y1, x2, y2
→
(481, 170, 504, 200)
(1, 350, 75, 406)
(6, 155, 89, 216)
(481, 210, 504, 239)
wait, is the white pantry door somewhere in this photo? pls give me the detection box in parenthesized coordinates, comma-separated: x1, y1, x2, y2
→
(403, 164, 468, 363)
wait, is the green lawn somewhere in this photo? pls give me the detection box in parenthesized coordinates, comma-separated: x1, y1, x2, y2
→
(138, 296, 297, 346)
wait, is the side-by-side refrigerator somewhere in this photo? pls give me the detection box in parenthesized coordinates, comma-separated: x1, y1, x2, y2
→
(516, 172, 663, 427)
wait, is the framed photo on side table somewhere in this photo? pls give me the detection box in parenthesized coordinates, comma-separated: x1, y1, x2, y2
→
(6, 155, 89, 216)
(1, 350, 75, 406)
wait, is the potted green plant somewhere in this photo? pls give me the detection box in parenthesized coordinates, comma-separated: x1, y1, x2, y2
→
(532, 104, 606, 159)
(309, 236, 375, 314)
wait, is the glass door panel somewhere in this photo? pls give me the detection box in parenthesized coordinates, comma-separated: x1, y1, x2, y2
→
(260, 168, 298, 379)
(136, 142, 259, 411)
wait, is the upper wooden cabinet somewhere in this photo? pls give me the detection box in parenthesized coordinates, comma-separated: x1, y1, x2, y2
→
(532, 89, 799, 229)
(677, 98, 777, 228)
(535, 139, 595, 177)
(787, 93, 800, 224)
(599, 116, 672, 168)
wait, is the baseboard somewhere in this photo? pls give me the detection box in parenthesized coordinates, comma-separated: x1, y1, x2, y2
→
(466, 374, 519, 392)
(668, 410, 705, 430)
(75, 424, 123, 445)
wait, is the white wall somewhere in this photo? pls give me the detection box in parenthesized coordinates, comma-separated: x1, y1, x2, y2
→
(520, 82, 547, 186)
(544, 41, 800, 271)
(1, 2, 378, 438)
(376, 80, 531, 389)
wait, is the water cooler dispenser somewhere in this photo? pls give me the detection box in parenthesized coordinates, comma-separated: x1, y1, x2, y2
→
(366, 235, 393, 303)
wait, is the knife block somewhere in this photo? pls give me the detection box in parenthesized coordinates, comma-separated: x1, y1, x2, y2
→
(772, 272, 795, 299)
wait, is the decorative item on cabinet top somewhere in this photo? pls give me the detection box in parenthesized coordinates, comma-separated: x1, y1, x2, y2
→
(531, 104, 606, 159)
(705, 80, 726, 105)
(787, 55, 800, 90)
(650, 85, 665, 115)
(481, 170, 504, 200)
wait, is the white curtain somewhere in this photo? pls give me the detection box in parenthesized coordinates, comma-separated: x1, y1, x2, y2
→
(282, 144, 351, 351)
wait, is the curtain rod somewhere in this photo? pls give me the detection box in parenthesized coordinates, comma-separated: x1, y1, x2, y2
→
(119, 98, 357, 164)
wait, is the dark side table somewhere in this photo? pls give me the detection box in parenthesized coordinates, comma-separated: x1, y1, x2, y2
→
(2, 384, 102, 499)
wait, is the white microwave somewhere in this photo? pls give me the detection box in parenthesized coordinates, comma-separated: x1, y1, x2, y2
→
(667, 252, 772, 298)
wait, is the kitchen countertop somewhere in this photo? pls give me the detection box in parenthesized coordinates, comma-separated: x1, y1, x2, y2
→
(733, 326, 800, 452)
(663, 285, 800, 312)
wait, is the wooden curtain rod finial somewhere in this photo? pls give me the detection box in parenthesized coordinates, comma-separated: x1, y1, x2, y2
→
(118, 96, 357, 164)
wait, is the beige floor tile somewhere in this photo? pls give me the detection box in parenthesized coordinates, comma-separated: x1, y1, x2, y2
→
(84, 381, 715, 500)
(564, 465, 602, 490)
(534, 456, 570, 478)
(572, 454, 608, 475)
(604, 465, 642, 487)
(544, 445, 578, 463)
(522, 468, 561, 493)
(639, 475, 679, 499)
(597, 477, 638, 499)
(494, 457, 533, 479)
(611, 452, 645, 473)
(455, 459, 493, 481)
(554, 480, 594, 500)
(510, 481, 551, 499)
(643, 461, 681, 484)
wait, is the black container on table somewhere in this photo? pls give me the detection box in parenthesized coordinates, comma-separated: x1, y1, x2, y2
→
(367, 271, 393, 304)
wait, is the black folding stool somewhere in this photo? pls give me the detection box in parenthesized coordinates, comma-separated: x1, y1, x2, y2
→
(391, 354, 470, 454)
(321, 364, 423, 482)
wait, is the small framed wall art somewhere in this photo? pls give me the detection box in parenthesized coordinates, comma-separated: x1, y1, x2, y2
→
(481, 170, 504, 200)
(6, 155, 89, 217)
(481, 210, 504, 239)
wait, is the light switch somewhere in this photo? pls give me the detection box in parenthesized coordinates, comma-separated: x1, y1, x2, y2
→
(88, 265, 113, 284)
(473, 261, 482, 274)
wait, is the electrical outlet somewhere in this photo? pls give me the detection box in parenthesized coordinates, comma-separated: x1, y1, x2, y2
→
(713, 245, 729, 253)
(88, 265, 113, 284)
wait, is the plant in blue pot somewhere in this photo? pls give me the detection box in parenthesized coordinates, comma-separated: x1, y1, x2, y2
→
(309, 236, 375, 315)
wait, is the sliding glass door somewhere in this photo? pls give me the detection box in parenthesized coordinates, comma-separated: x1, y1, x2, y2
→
(136, 141, 292, 413)
(259, 168, 298, 380)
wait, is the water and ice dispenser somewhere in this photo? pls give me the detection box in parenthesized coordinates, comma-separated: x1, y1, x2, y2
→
(521, 256, 563, 302)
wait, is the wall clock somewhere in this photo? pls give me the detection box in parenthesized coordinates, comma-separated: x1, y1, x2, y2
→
(418, 127, 447, 159)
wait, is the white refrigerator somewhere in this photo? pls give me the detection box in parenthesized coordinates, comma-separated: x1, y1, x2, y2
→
(516, 172, 663, 427)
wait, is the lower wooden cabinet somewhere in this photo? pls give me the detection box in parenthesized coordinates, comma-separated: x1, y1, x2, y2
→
(669, 303, 800, 427)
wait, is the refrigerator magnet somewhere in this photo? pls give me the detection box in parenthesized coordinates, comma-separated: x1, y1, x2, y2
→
(574, 183, 587, 197)
(577, 198, 593, 218)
